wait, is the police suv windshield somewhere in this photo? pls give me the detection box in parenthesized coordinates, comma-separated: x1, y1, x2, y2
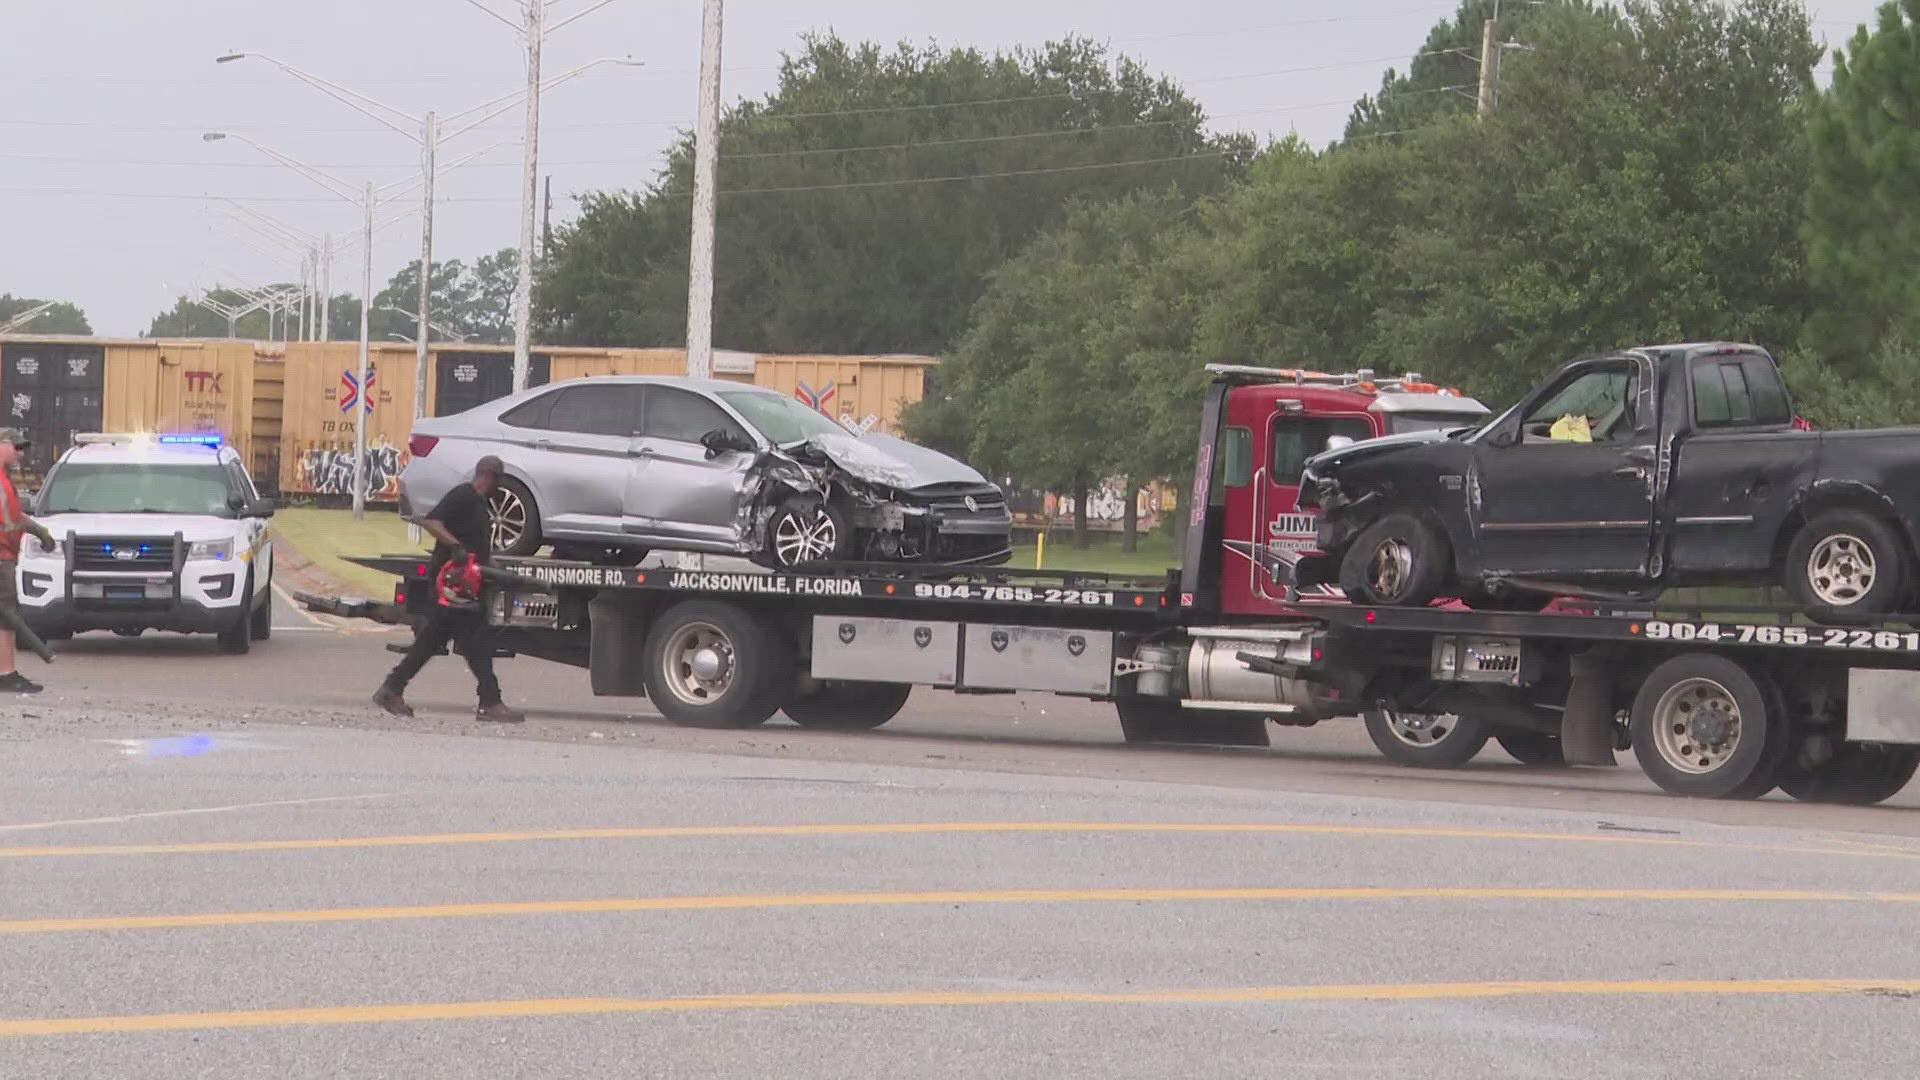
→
(37, 463, 236, 516)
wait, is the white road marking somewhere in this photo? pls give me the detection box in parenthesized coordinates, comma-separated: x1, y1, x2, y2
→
(0, 793, 401, 833)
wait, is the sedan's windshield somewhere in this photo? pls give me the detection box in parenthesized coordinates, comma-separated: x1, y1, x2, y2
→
(719, 391, 849, 444)
(38, 463, 235, 515)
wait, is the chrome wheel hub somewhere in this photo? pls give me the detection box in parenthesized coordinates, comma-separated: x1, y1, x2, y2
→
(663, 622, 734, 706)
(1651, 677, 1741, 775)
(1368, 538, 1413, 599)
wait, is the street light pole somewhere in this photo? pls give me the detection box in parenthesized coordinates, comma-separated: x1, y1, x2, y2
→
(512, 0, 544, 393)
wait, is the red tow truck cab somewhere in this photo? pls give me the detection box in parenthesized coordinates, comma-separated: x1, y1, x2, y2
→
(1179, 364, 1494, 618)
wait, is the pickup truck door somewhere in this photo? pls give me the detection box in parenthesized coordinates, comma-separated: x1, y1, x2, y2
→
(1468, 357, 1658, 578)
(1664, 352, 1802, 574)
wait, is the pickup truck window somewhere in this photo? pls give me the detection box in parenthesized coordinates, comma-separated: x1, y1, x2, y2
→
(1692, 358, 1791, 428)
(1521, 364, 1638, 443)
(1272, 416, 1371, 480)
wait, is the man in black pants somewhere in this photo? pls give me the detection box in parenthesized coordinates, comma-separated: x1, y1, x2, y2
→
(373, 455, 525, 723)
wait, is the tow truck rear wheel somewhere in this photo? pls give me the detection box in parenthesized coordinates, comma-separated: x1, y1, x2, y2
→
(217, 574, 255, 655)
(1629, 653, 1790, 799)
(641, 600, 793, 729)
(1115, 698, 1270, 747)
(783, 681, 912, 730)
(1778, 744, 1919, 805)
(1364, 705, 1490, 767)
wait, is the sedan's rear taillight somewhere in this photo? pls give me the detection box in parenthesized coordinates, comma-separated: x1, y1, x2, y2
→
(408, 434, 439, 458)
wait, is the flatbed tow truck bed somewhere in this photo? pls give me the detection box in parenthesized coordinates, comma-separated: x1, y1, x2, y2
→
(317, 553, 1920, 805)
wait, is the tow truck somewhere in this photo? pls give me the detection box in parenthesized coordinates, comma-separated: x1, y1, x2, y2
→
(313, 365, 1919, 805)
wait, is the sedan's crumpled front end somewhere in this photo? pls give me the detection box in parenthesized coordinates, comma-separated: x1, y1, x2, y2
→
(770, 433, 1013, 565)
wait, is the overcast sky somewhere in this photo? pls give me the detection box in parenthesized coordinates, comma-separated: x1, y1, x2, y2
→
(0, 0, 1889, 337)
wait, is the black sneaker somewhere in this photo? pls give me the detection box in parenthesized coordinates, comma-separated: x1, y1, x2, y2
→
(0, 672, 44, 694)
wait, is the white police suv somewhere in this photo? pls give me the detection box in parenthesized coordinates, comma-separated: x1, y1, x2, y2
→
(16, 433, 276, 653)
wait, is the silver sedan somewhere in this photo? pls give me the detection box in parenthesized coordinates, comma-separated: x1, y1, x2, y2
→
(398, 375, 1012, 567)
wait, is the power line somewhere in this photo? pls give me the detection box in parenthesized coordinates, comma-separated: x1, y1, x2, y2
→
(0, 48, 1474, 136)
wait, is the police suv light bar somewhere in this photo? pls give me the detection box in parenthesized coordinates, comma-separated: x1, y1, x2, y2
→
(72, 432, 222, 447)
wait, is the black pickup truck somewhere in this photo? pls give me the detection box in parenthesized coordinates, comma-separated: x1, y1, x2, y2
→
(1295, 342, 1920, 617)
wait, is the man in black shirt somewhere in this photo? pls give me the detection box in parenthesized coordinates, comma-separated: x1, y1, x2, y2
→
(373, 455, 525, 723)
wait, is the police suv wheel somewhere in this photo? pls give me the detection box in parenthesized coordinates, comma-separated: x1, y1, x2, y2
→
(217, 576, 254, 655)
(642, 601, 794, 729)
(250, 576, 272, 641)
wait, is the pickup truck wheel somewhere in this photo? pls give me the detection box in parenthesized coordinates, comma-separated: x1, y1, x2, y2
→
(1364, 705, 1489, 767)
(1786, 511, 1906, 619)
(489, 479, 543, 558)
(783, 681, 912, 730)
(1116, 698, 1270, 746)
(1630, 653, 1790, 798)
(1779, 744, 1919, 805)
(1496, 732, 1566, 766)
(1339, 514, 1448, 607)
(642, 600, 792, 729)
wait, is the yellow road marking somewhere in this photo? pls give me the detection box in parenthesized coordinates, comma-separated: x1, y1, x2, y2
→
(2, 820, 1916, 861)
(5, 886, 1918, 936)
(4, 979, 1916, 1037)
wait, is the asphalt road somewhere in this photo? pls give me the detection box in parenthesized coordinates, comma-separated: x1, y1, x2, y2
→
(1, 587, 1917, 1077)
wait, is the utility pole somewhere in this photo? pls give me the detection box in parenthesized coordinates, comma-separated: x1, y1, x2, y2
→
(542, 174, 553, 260)
(416, 110, 438, 432)
(686, 0, 724, 379)
(1477, 15, 1500, 118)
(511, 0, 544, 393)
(355, 180, 375, 521)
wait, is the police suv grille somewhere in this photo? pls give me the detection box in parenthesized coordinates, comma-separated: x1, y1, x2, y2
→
(74, 536, 176, 572)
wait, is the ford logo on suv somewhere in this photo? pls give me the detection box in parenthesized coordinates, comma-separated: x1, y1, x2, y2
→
(112, 549, 138, 561)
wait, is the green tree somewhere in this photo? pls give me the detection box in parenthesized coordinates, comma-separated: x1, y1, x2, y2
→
(1344, 1, 1565, 142)
(1804, 0, 1920, 365)
(1370, 0, 1819, 403)
(932, 191, 1194, 547)
(538, 33, 1251, 354)
(0, 294, 91, 335)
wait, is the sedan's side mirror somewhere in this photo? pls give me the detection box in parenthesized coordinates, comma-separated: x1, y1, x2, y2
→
(700, 429, 751, 458)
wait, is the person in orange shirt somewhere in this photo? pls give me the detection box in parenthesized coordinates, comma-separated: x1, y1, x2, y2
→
(0, 429, 57, 693)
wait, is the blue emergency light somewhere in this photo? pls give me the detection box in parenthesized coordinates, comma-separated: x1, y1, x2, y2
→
(157, 434, 223, 447)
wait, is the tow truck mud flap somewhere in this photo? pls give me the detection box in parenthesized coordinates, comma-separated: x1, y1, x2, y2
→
(1560, 650, 1619, 767)
(811, 616, 959, 686)
(962, 625, 1114, 695)
(1844, 670, 1920, 745)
